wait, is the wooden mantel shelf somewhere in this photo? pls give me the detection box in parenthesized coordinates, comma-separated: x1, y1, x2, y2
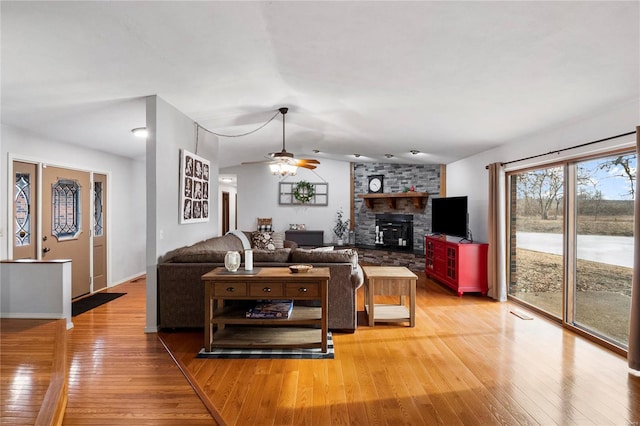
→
(357, 192, 429, 209)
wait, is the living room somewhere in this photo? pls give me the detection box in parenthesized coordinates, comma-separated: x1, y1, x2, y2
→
(0, 0, 638, 360)
(2, 1, 640, 422)
(1, 0, 638, 344)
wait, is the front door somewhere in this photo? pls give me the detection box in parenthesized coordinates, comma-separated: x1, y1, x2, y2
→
(93, 173, 108, 291)
(42, 166, 91, 298)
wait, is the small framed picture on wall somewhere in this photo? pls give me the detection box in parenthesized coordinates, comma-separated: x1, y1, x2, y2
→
(180, 149, 210, 224)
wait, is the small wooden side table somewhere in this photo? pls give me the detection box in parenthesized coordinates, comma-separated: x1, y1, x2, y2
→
(363, 266, 417, 327)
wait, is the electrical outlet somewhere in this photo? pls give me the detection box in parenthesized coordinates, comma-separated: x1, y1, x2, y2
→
(0, 227, 4, 238)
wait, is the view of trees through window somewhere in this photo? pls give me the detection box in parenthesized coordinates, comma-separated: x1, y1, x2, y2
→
(509, 166, 564, 318)
(509, 151, 635, 348)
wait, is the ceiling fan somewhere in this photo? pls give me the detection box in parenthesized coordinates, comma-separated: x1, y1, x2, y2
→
(241, 107, 320, 174)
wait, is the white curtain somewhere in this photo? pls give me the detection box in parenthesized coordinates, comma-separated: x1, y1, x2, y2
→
(629, 127, 640, 372)
(487, 162, 507, 301)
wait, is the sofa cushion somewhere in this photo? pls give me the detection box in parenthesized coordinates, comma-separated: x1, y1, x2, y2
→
(291, 248, 358, 269)
(194, 234, 244, 251)
(169, 250, 230, 263)
(161, 234, 244, 262)
(310, 246, 334, 252)
(252, 248, 291, 262)
(252, 231, 275, 250)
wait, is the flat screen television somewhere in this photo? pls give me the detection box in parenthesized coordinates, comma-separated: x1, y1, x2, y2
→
(431, 196, 468, 239)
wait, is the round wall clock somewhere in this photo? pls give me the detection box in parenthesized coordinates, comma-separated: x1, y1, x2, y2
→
(368, 175, 384, 193)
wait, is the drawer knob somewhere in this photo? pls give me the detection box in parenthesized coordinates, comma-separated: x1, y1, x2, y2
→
(226, 287, 235, 292)
(262, 287, 272, 293)
(298, 287, 308, 293)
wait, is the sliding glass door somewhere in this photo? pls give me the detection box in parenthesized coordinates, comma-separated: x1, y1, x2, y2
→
(508, 150, 635, 349)
(508, 165, 564, 318)
(572, 154, 635, 346)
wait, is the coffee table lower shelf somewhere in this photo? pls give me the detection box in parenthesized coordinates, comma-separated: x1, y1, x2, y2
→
(211, 326, 324, 350)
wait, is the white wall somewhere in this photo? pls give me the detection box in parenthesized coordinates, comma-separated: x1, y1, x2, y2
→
(145, 95, 219, 332)
(447, 98, 640, 244)
(1, 123, 146, 284)
(222, 159, 351, 243)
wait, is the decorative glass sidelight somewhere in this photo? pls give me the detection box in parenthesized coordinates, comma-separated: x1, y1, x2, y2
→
(94, 181, 103, 237)
(15, 172, 31, 246)
(52, 179, 81, 240)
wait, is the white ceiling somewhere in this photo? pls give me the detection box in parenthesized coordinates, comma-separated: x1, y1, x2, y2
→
(2, 1, 638, 167)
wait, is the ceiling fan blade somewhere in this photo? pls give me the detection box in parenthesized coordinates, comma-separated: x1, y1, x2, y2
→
(297, 159, 320, 164)
(241, 159, 275, 165)
(298, 164, 317, 170)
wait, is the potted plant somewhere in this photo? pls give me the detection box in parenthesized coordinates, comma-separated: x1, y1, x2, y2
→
(333, 208, 350, 245)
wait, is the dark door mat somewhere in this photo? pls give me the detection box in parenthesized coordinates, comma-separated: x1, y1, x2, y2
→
(72, 292, 126, 316)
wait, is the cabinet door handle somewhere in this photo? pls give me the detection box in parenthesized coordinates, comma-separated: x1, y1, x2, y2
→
(226, 287, 235, 292)
(298, 287, 307, 293)
(262, 287, 272, 293)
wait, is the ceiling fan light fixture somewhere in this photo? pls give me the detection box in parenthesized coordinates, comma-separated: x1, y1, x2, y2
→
(131, 127, 148, 138)
(241, 107, 320, 174)
(270, 162, 298, 177)
(354, 154, 361, 158)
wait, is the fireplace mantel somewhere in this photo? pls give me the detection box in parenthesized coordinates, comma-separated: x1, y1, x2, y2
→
(358, 192, 429, 209)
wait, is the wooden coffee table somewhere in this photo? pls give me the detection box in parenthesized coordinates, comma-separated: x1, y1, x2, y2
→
(362, 266, 417, 327)
(201, 266, 330, 352)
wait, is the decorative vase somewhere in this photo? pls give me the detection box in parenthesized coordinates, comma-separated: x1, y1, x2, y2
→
(337, 238, 344, 246)
(224, 251, 241, 272)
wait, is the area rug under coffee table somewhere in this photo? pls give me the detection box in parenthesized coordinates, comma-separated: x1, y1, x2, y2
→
(196, 332, 334, 359)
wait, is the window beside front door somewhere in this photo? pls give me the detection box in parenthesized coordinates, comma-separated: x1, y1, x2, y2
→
(94, 181, 103, 237)
(15, 172, 32, 246)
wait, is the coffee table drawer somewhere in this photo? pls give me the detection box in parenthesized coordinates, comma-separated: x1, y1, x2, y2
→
(248, 283, 284, 297)
(285, 282, 320, 297)
(213, 282, 247, 296)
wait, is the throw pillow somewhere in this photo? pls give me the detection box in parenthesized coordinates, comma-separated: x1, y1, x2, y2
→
(252, 231, 275, 250)
(271, 232, 285, 249)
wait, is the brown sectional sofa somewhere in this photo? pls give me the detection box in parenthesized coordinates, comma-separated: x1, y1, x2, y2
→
(157, 233, 364, 332)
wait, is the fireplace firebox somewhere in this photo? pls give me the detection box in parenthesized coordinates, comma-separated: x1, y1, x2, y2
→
(374, 214, 413, 250)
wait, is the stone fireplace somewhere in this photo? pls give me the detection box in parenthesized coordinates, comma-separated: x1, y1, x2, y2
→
(353, 162, 442, 254)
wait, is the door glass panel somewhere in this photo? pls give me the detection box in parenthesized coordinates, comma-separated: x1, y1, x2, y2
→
(52, 179, 81, 240)
(574, 153, 635, 346)
(508, 166, 564, 318)
(15, 172, 31, 246)
(94, 181, 103, 237)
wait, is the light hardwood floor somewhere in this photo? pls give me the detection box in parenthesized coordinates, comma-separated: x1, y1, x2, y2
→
(2, 273, 639, 425)
(161, 272, 640, 425)
(1, 278, 221, 425)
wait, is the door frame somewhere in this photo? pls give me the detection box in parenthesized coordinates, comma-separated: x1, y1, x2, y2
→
(6, 154, 111, 293)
